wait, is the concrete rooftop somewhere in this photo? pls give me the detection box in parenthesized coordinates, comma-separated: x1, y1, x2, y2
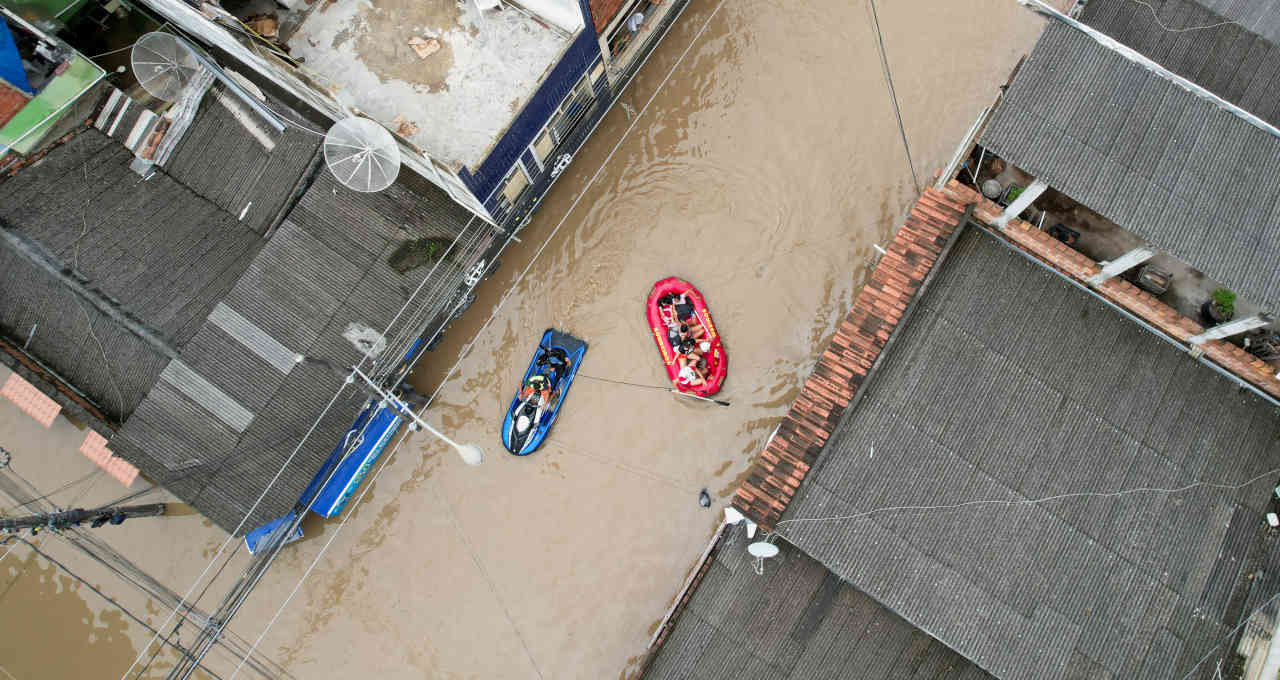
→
(288, 0, 571, 169)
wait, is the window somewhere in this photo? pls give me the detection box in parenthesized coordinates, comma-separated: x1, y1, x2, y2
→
(547, 74, 596, 144)
(501, 168, 529, 204)
(533, 130, 554, 165)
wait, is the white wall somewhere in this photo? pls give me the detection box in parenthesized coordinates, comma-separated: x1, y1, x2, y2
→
(134, 0, 494, 222)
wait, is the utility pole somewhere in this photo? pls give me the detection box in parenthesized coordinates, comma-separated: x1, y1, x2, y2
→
(1, 503, 166, 531)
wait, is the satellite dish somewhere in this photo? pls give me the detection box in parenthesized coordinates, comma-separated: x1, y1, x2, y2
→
(324, 118, 400, 193)
(131, 32, 202, 101)
(747, 541, 779, 559)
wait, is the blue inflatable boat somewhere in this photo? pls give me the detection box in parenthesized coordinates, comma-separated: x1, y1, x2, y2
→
(502, 329, 587, 455)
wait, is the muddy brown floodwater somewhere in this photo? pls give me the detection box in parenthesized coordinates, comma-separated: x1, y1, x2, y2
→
(1, 1, 1065, 678)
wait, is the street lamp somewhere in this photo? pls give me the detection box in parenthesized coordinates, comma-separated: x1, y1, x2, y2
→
(348, 367, 484, 466)
(405, 419, 484, 466)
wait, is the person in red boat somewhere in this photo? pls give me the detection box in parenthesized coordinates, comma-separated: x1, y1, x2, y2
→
(676, 340, 707, 387)
(660, 294, 707, 348)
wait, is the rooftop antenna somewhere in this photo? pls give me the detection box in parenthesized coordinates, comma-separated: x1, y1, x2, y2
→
(131, 32, 200, 101)
(323, 118, 401, 193)
(130, 32, 285, 133)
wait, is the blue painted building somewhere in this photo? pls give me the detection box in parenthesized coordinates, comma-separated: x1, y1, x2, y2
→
(138, 0, 689, 227)
(457, 0, 691, 229)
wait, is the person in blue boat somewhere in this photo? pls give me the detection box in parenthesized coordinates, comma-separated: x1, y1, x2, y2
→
(517, 348, 573, 428)
(538, 346, 572, 382)
(520, 374, 553, 410)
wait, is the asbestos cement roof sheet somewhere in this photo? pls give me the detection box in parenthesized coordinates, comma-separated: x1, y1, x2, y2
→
(109, 171, 484, 534)
(1081, 0, 1280, 122)
(980, 20, 1280, 308)
(0, 129, 263, 421)
(162, 88, 323, 234)
(643, 525, 994, 680)
(778, 228, 1280, 680)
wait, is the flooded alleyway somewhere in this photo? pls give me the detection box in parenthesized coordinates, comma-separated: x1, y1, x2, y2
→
(2, 1, 1062, 678)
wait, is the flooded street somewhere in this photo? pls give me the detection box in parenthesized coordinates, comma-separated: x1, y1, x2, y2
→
(1, 1, 1060, 678)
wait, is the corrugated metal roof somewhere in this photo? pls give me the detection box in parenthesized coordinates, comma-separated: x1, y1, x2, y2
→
(161, 87, 322, 234)
(2, 89, 488, 534)
(981, 19, 1280, 307)
(109, 169, 484, 534)
(1082, 0, 1280, 85)
(643, 526, 994, 680)
(778, 228, 1280, 680)
(0, 129, 264, 422)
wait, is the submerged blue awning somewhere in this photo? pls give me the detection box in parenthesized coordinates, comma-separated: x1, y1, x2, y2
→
(0, 20, 35, 95)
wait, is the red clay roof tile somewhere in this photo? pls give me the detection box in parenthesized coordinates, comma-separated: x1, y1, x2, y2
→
(732, 188, 970, 529)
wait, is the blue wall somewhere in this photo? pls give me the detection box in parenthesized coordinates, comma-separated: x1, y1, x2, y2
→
(459, 0, 601, 207)
(0, 20, 35, 95)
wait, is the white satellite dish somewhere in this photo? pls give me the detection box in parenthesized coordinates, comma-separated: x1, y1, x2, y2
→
(131, 32, 202, 101)
(747, 541, 779, 559)
(324, 118, 401, 193)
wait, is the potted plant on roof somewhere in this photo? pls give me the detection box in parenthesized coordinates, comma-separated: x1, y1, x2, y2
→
(389, 237, 454, 274)
(1202, 287, 1236, 325)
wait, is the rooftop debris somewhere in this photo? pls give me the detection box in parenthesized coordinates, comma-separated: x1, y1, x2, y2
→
(407, 36, 442, 60)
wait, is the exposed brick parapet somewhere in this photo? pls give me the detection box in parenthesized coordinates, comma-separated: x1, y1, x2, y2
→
(945, 179, 1280, 401)
(731, 189, 971, 530)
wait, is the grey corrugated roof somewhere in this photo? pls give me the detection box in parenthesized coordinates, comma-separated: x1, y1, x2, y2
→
(0, 244, 170, 422)
(644, 525, 993, 680)
(3, 90, 486, 534)
(109, 170, 487, 534)
(980, 19, 1280, 307)
(778, 228, 1280, 680)
(0, 129, 264, 421)
(1081, 0, 1280, 123)
(162, 87, 323, 234)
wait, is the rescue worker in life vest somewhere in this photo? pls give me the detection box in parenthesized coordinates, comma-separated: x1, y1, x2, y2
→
(516, 347, 573, 429)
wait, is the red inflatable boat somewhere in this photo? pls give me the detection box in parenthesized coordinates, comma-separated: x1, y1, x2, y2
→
(646, 277, 727, 396)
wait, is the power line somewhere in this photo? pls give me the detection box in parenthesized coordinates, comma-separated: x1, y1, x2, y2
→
(225, 0, 727, 674)
(1178, 589, 1280, 680)
(770, 462, 1280, 533)
(0, 463, 286, 678)
(767, 458, 1280, 677)
(867, 0, 918, 193)
(0, 536, 227, 679)
(1, 462, 43, 502)
(419, 0, 720, 412)
(122, 171, 500, 678)
(373, 218, 492, 382)
(85, 22, 171, 59)
(260, 101, 327, 137)
(1119, 0, 1245, 33)
(2, 469, 102, 513)
(134, 540, 244, 680)
(157, 220, 497, 677)
(158, 222, 499, 680)
(117, 108, 504, 671)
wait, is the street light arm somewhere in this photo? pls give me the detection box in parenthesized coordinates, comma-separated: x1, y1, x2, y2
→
(348, 366, 484, 465)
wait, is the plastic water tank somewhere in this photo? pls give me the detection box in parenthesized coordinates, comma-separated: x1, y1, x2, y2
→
(981, 179, 1003, 200)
